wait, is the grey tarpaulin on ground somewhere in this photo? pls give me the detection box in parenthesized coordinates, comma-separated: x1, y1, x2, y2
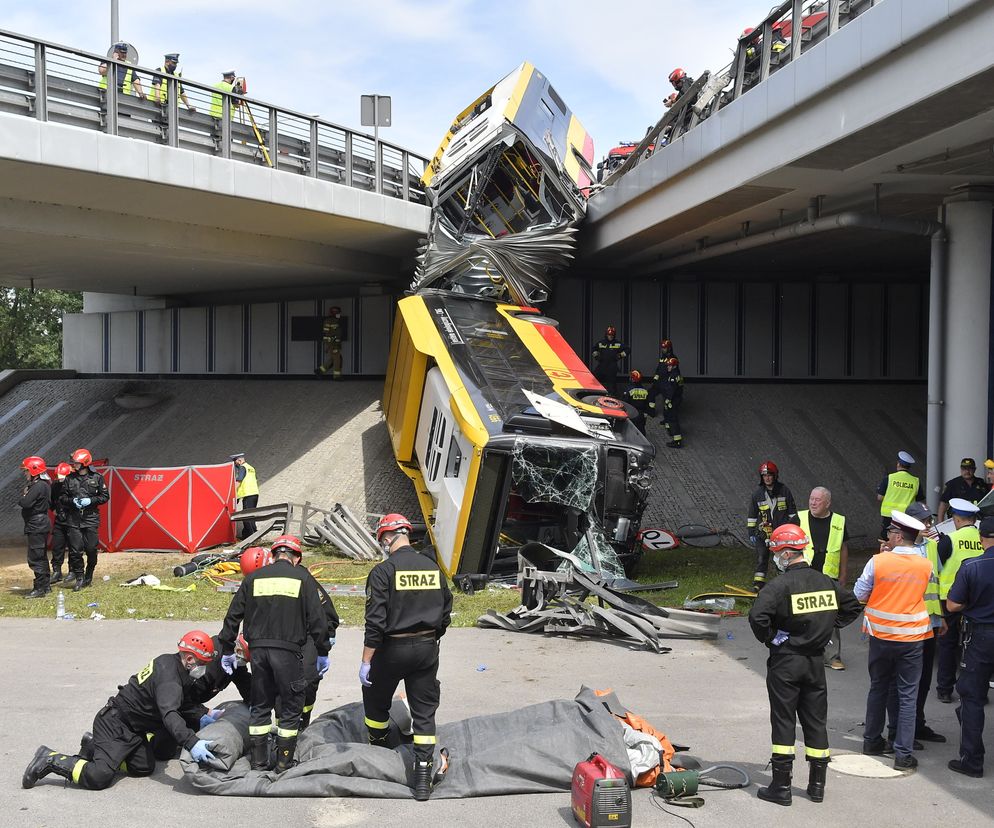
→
(181, 687, 634, 798)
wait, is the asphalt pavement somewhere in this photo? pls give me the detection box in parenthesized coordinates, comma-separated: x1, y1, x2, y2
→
(1, 616, 988, 827)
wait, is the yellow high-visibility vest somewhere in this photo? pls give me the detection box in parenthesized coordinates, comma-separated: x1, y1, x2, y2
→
(99, 66, 134, 95)
(939, 525, 983, 600)
(236, 463, 259, 499)
(880, 470, 919, 516)
(798, 510, 846, 579)
(152, 67, 182, 105)
(922, 537, 942, 617)
(210, 81, 234, 119)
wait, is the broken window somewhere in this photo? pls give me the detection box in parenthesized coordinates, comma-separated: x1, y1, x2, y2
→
(568, 523, 626, 579)
(510, 439, 598, 511)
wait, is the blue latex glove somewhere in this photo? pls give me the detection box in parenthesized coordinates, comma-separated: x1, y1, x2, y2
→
(190, 739, 216, 763)
(316, 655, 330, 677)
(220, 653, 237, 675)
(72, 498, 82, 509)
(327, 636, 336, 650)
(771, 629, 790, 646)
(78, 497, 91, 508)
(199, 712, 217, 729)
(359, 661, 372, 687)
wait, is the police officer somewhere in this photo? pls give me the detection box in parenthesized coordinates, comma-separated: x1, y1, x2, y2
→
(945, 515, 994, 777)
(619, 370, 653, 435)
(797, 486, 849, 670)
(591, 326, 628, 395)
(230, 452, 259, 540)
(747, 461, 799, 591)
(61, 448, 109, 591)
(935, 498, 983, 703)
(658, 356, 684, 449)
(361, 514, 452, 801)
(49, 462, 73, 584)
(749, 524, 862, 806)
(876, 451, 922, 540)
(98, 42, 146, 100)
(19, 456, 52, 598)
(218, 534, 328, 773)
(210, 70, 239, 119)
(22, 631, 218, 790)
(150, 52, 195, 111)
(317, 306, 347, 380)
(937, 458, 990, 522)
(856, 510, 938, 772)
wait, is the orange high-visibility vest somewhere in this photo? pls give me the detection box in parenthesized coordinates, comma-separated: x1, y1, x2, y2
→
(862, 551, 932, 641)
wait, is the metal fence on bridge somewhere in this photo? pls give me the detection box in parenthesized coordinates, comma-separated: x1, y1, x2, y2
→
(0, 29, 429, 204)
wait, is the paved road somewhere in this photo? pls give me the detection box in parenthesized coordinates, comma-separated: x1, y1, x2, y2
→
(1, 616, 987, 827)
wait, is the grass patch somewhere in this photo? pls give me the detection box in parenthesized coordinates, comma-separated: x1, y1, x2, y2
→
(0, 546, 757, 625)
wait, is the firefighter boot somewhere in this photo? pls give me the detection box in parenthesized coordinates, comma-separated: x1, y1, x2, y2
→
(806, 757, 828, 803)
(413, 750, 433, 802)
(79, 732, 94, 761)
(69, 573, 84, 592)
(249, 735, 270, 771)
(274, 735, 297, 773)
(81, 564, 95, 589)
(299, 710, 312, 731)
(757, 757, 792, 806)
(22, 746, 79, 788)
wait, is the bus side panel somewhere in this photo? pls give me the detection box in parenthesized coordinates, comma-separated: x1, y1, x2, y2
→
(456, 449, 509, 576)
(383, 307, 428, 463)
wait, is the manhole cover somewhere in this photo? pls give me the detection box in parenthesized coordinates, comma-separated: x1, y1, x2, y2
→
(828, 752, 905, 778)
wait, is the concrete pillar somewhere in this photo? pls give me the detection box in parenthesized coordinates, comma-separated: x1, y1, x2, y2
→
(937, 192, 993, 498)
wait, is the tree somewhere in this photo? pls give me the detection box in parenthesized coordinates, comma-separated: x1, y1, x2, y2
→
(0, 287, 83, 369)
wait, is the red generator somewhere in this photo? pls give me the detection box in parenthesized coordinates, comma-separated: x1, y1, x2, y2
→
(571, 753, 632, 828)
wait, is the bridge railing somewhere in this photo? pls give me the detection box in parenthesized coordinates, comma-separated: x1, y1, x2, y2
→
(0, 29, 428, 204)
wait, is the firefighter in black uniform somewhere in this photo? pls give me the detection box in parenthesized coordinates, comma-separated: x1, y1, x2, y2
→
(620, 370, 654, 435)
(657, 356, 684, 448)
(317, 305, 347, 379)
(61, 447, 109, 591)
(49, 462, 73, 584)
(361, 513, 452, 801)
(749, 525, 862, 806)
(19, 456, 52, 598)
(299, 575, 340, 729)
(591, 326, 628, 395)
(22, 631, 219, 790)
(218, 534, 329, 773)
(748, 460, 799, 591)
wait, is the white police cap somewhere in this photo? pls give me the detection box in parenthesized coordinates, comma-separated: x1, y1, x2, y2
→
(889, 509, 925, 533)
(949, 497, 980, 517)
(897, 450, 916, 465)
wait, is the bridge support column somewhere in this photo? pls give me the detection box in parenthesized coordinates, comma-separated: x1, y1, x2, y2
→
(931, 190, 994, 506)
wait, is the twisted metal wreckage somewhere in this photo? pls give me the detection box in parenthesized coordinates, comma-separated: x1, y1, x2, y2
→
(382, 62, 718, 645)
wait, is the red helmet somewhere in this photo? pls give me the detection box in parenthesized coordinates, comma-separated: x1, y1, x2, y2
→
(327, 306, 341, 316)
(768, 524, 809, 553)
(629, 370, 642, 383)
(21, 456, 47, 477)
(605, 326, 617, 337)
(177, 630, 215, 662)
(56, 462, 72, 480)
(271, 535, 303, 557)
(660, 339, 673, 351)
(72, 448, 92, 466)
(759, 461, 779, 477)
(376, 513, 412, 541)
(668, 68, 686, 85)
(239, 546, 271, 575)
(236, 633, 251, 663)
(664, 357, 679, 368)
(741, 27, 755, 37)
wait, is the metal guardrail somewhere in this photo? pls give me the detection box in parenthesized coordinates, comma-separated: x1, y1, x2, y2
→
(612, 0, 879, 179)
(0, 29, 429, 204)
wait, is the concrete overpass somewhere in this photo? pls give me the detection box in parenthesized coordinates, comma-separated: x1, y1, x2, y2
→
(0, 29, 430, 299)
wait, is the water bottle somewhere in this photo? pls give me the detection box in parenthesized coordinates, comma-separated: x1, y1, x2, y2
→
(56, 590, 65, 620)
(683, 597, 735, 612)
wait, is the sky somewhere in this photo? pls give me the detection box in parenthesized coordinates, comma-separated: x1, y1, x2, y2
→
(2, 0, 778, 162)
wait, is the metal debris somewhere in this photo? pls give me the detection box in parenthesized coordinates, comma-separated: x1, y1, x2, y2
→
(231, 501, 382, 561)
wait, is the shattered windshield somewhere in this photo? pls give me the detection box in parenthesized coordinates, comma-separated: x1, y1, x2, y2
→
(569, 523, 626, 579)
(511, 439, 598, 510)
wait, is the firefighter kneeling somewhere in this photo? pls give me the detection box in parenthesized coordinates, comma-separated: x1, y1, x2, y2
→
(361, 514, 452, 801)
(748, 524, 862, 805)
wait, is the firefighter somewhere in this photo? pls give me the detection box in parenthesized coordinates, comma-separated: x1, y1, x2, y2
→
(749, 524, 862, 805)
(876, 451, 922, 540)
(230, 452, 259, 540)
(60, 448, 109, 591)
(218, 534, 329, 773)
(945, 515, 994, 777)
(49, 462, 73, 584)
(747, 461, 799, 591)
(620, 370, 653, 435)
(935, 498, 982, 703)
(361, 514, 452, 801)
(664, 68, 695, 109)
(658, 356, 684, 448)
(19, 456, 52, 598)
(22, 631, 218, 790)
(591, 326, 628, 395)
(856, 510, 938, 772)
(317, 306, 347, 380)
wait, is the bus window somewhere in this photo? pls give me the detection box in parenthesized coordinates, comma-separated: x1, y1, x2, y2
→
(445, 435, 462, 478)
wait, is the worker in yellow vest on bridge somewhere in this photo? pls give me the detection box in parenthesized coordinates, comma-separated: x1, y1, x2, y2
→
(798, 486, 849, 671)
(229, 452, 259, 540)
(210, 71, 242, 120)
(151, 53, 195, 112)
(98, 42, 146, 100)
(876, 451, 923, 540)
(935, 498, 982, 703)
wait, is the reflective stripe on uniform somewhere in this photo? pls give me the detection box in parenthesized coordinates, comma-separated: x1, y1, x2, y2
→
(253, 577, 301, 598)
(276, 727, 298, 738)
(862, 617, 932, 637)
(72, 758, 87, 783)
(413, 734, 437, 745)
(249, 724, 271, 736)
(364, 716, 389, 730)
(865, 607, 929, 623)
(798, 510, 846, 579)
(805, 746, 830, 758)
(772, 744, 796, 755)
(302, 704, 314, 713)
